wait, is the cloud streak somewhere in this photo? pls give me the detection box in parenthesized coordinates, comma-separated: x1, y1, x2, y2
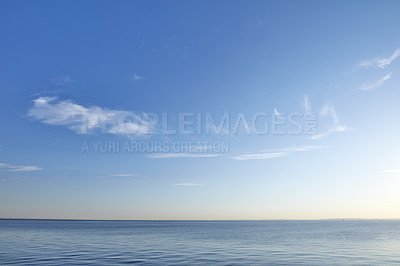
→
(28, 97, 154, 135)
(302, 95, 311, 113)
(131, 74, 144, 81)
(110, 174, 137, 177)
(230, 145, 326, 161)
(357, 48, 400, 70)
(0, 163, 42, 172)
(230, 152, 286, 160)
(380, 169, 400, 174)
(358, 73, 392, 91)
(147, 153, 219, 159)
(172, 183, 201, 186)
(274, 108, 283, 118)
(311, 103, 353, 140)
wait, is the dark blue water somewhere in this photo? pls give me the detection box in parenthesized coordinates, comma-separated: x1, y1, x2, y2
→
(1, 219, 400, 264)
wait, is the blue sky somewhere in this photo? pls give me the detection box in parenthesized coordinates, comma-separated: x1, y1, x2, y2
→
(1, 0, 400, 219)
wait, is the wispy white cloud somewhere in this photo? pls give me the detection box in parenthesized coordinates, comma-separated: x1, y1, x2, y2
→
(230, 152, 286, 160)
(172, 183, 201, 186)
(28, 97, 153, 135)
(280, 145, 328, 152)
(11, 166, 42, 172)
(356, 48, 400, 70)
(274, 108, 283, 118)
(131, 74, 144, 81)
(380, 169, 400, 174)
(311, 103, 353, 140)
(230, 145, 326, 161)
(320, 103, 339, 125)
(149, 145, 326, 161)
(358, 73, 392, 91)
(110, 174, 137, 177)
(302, 95, 311, 113)
(310, 131, 330, 140)
(0, 163, 42, 172)
(378, 49, 400, 68)
(147, 153, 219, 159)
(310, 126, 352, 140)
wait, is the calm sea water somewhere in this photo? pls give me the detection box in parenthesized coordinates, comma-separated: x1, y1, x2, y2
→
(1, 219, 400, 265)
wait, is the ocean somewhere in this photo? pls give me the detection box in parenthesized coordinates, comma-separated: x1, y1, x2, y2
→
(1, 219, 400, 264)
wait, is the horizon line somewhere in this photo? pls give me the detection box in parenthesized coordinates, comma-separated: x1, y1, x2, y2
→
(2, 217, 400, 222)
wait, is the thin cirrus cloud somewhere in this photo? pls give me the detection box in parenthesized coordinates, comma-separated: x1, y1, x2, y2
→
(149, 146, 325, 161)
(280, 145, 328, 152)
(131, 73, 144, 81)
(230, 145, 326, 161)
(302, 95, 311, 113)
(110, 174, 137, 177)
(310, 103, 353, 140)
(28, 97, 153, 135)
(172, 183, 201, 186)
(147, 153, 220, 159)
(298, 96, 352, 140)
(358, 73, 392, 91)
(356, 48, 400, 70)
(230, 152, 286, 160)
(0, 163, 42, 172)
(98, 173, 142, 178)
(380, 169, 400, 174)
(273, 108, 283, 118)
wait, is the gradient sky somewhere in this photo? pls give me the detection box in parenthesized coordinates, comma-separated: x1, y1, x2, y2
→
(1, 0, 400, 220)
